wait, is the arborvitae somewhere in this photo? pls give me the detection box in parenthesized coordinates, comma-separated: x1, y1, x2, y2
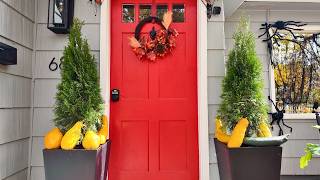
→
(54, 19, 104, 133)
(218, 17, 268, 136)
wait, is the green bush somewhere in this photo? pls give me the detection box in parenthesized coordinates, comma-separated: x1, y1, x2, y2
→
(217, 17, 268, 136)
(300, 126, 320, 169)
(54, 19, 104, 133)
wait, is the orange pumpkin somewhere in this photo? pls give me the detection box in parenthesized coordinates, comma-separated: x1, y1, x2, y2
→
(44, 127, 63, 149)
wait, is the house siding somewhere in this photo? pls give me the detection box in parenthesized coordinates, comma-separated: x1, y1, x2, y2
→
(29, 0, 101, 179)
(0, 0, 35, 179)
(207, 0, 225, 179)
(0, 0, 318, 180)
(30, 1, 320, 180)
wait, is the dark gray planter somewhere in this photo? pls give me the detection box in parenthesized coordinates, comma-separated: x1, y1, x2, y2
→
(43, 140, 111, 180)
(214, 138, 282, 180)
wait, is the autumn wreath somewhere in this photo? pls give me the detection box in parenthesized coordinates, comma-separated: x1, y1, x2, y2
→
(129, 12, 178, 62)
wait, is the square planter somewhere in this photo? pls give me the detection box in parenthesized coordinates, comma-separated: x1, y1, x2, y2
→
(214, 138, 282, 180)
(43, 140, 111, 180)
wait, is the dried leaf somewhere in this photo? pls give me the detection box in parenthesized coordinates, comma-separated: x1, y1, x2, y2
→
(162, 11, 173, 30)
(147, 52, 156, 61)
(128, 37, 141, 48)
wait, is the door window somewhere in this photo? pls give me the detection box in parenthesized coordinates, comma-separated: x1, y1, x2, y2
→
(156, 4, 168, 20)
(123, 3, 186, 23)
(139, 5, 152, 21)
(172, 4, 185, 22)
(122, 4, 135, 23)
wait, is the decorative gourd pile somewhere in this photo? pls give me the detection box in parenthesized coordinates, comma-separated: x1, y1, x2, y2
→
(44, 18, 108, 150)
(45, 115, 109, 150)
(214, 17, 275, 148)
(215, 118, 272, 148)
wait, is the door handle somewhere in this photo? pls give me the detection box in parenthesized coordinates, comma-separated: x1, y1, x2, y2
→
(111, 89, 120, 102)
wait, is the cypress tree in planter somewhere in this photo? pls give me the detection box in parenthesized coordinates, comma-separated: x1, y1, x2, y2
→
(214, 18, 286, 180)
(43, 19, 110, 180)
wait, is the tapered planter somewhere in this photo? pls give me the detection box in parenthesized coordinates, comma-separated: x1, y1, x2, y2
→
(214, 138, 282, 180)
(43, 140, 111, 180)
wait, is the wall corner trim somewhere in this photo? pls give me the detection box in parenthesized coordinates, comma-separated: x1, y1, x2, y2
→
(99, 1, 111, 116)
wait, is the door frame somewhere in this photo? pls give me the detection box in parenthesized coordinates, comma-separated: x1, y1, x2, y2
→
(99, 1, 209, 179)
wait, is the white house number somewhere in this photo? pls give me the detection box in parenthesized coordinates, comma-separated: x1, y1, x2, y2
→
(49, 57, 64, 71)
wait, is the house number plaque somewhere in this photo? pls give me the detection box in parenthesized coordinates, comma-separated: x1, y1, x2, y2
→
(49, 57, 64, 71)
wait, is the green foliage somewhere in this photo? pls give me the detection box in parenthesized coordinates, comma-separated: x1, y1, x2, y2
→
(300, 143, 320, 169)
(300, 126, 320, 169)
(54, 18, 104, 133)
(314, 125, 320, 129)
(217, 17, 268, 136)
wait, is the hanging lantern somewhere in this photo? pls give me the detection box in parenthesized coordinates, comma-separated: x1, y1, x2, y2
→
(47, 0, 74, 34)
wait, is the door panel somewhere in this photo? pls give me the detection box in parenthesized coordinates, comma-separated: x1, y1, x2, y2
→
(158, 33, 187, 98)
(159, 120, 187, 171)
(122, 34, 149, 99)
(120, 120, 149, 171)
(109, 0, 198, 180)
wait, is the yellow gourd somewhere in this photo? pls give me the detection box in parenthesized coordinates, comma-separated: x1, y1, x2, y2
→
(215, 118, 231, 144)
(82, 130, 100, 150)
(44, 127, 63, 149)
(258, 122, 272, 137)
(99, 134, 107, 145)
(98, 115, 109, 144)
(227, 118, 249, 148)
(61, 121, 83, 150)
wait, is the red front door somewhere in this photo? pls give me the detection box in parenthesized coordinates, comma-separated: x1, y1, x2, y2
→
(109, 0, 198, 180)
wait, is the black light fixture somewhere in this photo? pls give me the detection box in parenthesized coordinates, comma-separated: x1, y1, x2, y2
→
(207, 3, 213, 19)
(206, 0, 221, 19)
(0, 42, 17, 65)
(47, 0, 75, 34)
(212, 6, 221, 15)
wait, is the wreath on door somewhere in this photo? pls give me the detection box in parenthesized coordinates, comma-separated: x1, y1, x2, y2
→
(129, 12, 179, 62)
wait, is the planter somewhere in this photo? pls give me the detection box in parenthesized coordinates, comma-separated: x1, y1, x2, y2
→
(43, 140, 111, 180)
(214, 138, 282, 180)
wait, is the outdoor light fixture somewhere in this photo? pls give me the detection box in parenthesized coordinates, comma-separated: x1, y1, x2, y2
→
(0, 42, 17, 65)
(47, 0, 74, 34)
(207, 3, 213, 19)
(206, 0, 221, 19)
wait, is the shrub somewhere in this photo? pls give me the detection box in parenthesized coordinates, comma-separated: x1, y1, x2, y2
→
(217, 17, 268, 136)
(54, 19, 104, 133)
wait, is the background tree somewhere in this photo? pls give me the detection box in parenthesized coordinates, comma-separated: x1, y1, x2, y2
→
(273, 34, 320, 112)
(54, 19, 104, 133)
(218, 17, 268, 136)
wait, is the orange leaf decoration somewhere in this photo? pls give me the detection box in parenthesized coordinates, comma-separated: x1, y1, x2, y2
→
(162, 11, 173, 30)
(128, 37, 141, 48)
(147, 52, 156, 61)
(129, 15, 178, 61)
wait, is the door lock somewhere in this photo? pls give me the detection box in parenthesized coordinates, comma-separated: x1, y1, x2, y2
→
(111, 89, 120, 102)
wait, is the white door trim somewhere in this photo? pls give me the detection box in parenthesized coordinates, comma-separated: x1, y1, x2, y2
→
(99, 1, 209, 179)
(197, 1, 210, 180)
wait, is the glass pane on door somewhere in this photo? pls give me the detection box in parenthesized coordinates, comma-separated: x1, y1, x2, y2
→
(139, 5, 152, 21)
(173, 4, 185, 22)
(156, 4, 168, 20)
(122, 4, 135, 23)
